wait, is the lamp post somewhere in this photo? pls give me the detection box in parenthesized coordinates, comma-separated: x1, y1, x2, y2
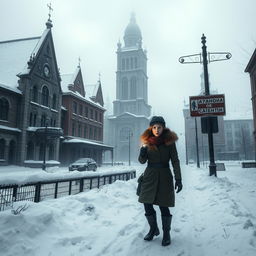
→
(128, 131, 133, 166)
(179, 34, 231, 176)
(195, 118, 200, 168)
(42, 121, 48, 171)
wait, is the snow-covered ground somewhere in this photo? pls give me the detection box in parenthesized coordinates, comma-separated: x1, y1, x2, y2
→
(0, 162, 256, 256)
(0, 165, 136, 186)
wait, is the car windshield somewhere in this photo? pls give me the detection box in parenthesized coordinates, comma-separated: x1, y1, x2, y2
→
(75, 158, 90, 163)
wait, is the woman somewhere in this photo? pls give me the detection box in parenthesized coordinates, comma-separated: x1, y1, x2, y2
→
(138, 116, 182, 246)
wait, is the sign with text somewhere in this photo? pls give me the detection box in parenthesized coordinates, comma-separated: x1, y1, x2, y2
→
(189, 94, 225, 117)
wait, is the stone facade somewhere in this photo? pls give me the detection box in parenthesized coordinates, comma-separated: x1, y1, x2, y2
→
(105, 14, 151, 162)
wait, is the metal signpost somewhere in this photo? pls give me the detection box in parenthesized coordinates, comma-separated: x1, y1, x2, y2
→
(179, 34, 231, 176)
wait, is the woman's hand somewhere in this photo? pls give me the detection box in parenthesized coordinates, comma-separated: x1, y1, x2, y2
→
(175, 179, 183, 193)
(140, 145, 148, 158)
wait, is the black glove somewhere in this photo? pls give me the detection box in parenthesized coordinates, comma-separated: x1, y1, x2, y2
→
(175, 179, 183, 193)
(139, 146, 147, 158)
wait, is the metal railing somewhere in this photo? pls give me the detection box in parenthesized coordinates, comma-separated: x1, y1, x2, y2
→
(0, 170, 136, 212)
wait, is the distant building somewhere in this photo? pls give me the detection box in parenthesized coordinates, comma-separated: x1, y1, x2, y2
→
(245, 48, 256, 153)
(60, 66, 113, 165)
(105, 13, 151, 162)
(223, 114, 254, 160)
(0, 18, 62, 166)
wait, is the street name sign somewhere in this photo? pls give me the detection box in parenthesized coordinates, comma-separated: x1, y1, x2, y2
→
(189, 94, 225, 117)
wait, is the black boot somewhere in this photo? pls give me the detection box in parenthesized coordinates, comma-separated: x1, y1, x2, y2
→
(161, 215, 172, 246)
(144, 214, 160, 241)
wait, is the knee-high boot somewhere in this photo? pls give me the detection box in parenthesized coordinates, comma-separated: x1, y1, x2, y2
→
(161, 215, 172, 246)
(144, 213, 160, 241)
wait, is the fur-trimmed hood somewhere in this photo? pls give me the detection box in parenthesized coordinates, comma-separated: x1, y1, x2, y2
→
(140, 127, 178, 147)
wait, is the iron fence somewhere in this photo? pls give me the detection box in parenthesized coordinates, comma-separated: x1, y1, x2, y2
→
(0, 170, 136, 212)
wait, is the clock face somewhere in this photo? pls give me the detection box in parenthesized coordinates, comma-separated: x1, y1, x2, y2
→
(44, 65, 50, 77)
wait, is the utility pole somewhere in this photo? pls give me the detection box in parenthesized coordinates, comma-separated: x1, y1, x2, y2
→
(179, 34, 231, 176)
(195, 118, 200, 168)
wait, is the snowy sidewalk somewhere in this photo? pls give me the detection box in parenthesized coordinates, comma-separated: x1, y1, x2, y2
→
(0, 164, 256, 256)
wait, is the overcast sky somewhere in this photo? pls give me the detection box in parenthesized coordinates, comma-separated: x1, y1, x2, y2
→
(1, 0, 256, 135)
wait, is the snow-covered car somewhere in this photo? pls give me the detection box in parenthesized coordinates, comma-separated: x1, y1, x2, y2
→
(69, 158, 97, 172)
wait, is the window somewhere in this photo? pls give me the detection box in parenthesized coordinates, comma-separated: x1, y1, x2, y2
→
(95, 111, 98, 121)
(126, 58, 129, 69)
(84, 125, 87, 138)
(72, 122, 76, 136)
(52, 94, 57, 109)
(78, 123, 82, 137)
(79, 104, 83, 116)
(122, 59, 125, 70)
(0, 98, 9, 121)
(73, 101, 77, 114)
(26, 142, 34, 160)
(90, 109, 93, 119)
(33, 114, 37, 126)
(99, 113, 102, 123)
(0, 139, 5, 159)
(29, 113, 33, 126)
(41, 114, 46, 127)
(32, 86, 38, 102)
(121, 77, 128, 100)
(89, 126, 93, 139)
(94, 128, 97, 140)
(41, 86, 49, 106)
(85, 107, 88, 117)
(131, 57, 134, 69)
(130, 77, 137, 99)
(135, 58, 138, 68)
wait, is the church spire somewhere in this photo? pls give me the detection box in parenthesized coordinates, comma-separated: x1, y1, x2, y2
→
(46, 3, 53, 29)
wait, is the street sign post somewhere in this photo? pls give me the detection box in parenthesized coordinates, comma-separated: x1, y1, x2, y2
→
(189, 94, 225, 117)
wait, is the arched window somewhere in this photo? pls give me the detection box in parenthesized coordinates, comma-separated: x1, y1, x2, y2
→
(0, 139, 5, 159)
(0, 98, 9, 121)
(41, 86, 49, 106)
(32, 86, 38, 102)
(121, 77, 128, 100)
(126, 58, 129, 70)
(49, 144, 54, 160)
(29, 113, 33, 126)
(122, 59, 125, 70)
(26, 141, 34, 160)
(120, 127, 132, 142)
(131, 57, 134, 69)
(41, 114, 46, 127)
(52, 94, 57, 109)
(33, 113, 37, 126)
(135, 58, 138, 68)
(130, 77, 137, 99)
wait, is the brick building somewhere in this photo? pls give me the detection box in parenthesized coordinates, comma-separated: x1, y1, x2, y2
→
(60, 66, 113, 165)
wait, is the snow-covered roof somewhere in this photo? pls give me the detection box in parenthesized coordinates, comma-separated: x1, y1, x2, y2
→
(0, 31, 49, 91)
(121, 46, 139, 52)
(86, 81, 100, 98)
(0, 125, 21, 132)
(63, 137, 113, 149)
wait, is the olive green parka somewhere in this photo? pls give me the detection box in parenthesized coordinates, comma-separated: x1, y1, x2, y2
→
(138, 128, 181, 207)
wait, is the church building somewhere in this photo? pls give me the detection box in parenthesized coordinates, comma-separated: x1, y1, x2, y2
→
(0, 17, 62, 167)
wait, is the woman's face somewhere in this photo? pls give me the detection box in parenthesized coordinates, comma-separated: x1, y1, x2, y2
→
(152, 124, 164, 137)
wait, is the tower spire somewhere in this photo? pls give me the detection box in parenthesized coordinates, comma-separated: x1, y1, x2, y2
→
(46, 3, 53, 28)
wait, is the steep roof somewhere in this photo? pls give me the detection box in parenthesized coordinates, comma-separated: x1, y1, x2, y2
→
(0, 29, 50, 92)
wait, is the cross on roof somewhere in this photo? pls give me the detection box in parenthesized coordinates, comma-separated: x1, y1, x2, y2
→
(47, 3, 53, 20)
(98, 72, 101, 82)
(78, 57, 81, 67)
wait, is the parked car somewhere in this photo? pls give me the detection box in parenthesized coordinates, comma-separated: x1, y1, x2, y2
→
(69, 158, 97, 172)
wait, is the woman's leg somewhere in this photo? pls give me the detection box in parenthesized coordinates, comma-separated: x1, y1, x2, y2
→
(144, 203, 156, 216)
(159, 206, 172, 246)
(159, 206, 171, 216)
(143, 204, 160, 241)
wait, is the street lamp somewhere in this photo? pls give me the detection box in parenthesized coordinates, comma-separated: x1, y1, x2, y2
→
(179, 34, 231, 177)
(42, 121, 48, 171)
(128, 131, 133, 166)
